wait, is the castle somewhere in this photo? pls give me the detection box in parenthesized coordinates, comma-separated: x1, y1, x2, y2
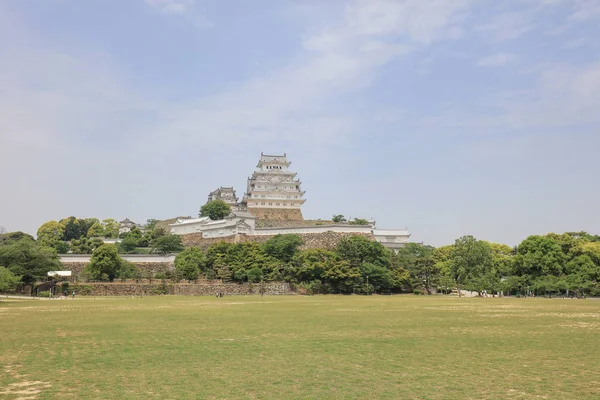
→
(169, 153, 411, 251)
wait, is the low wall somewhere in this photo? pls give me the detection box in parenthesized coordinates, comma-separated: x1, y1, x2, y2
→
(69, 282, 292, 296)
(60, 255, 175, 276)
(182, 231, 374, 250)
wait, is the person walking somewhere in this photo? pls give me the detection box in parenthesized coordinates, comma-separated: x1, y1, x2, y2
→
(72, 291, 75, 299)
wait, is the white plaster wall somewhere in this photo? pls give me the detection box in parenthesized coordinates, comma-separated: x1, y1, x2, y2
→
(254, 225, 374, 236)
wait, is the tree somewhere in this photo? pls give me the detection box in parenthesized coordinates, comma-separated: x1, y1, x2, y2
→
(85, 244, 127, 282)
(118, 236, 140, 254)
(287, 248, 340, 284)
(336, 236, 390, 267)
(71, 237, 104, 254)
(37, 220, 65, 249)
(87, 222, 105, 238)
(0, 231, 35, 245)
(0, 237, 61, 285)
(117, 261, 140, 282)
(332, 214, 347, 223)
(394, 243, 436, 292)
(263, 234, 304, 262)
(450, 235, 493, 289)
(174, 247, 206, 281)
(513, 235, 565, 278)
(152, 234, 184, 254)
(247, 267, 264, 283)
(0, 266, 20, 294)
(199, 200, 231, 220)
(59, 217, 89, 241)
(413, 256, 441, 295)
(102, 219, 119, 238)
(349, 218, 369, 225)
(360, 262, 393, 293)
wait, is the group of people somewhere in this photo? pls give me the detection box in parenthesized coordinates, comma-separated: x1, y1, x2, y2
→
(215, 292, 224, 298)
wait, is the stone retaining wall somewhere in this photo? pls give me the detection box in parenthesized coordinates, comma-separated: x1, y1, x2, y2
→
(182, 231, 374, 250)
(247, 208, 303, 222)
(61, 262, 173, 276)
(70, 282, 292, 296)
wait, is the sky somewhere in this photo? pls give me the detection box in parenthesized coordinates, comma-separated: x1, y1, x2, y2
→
(1, 0, 599, 247)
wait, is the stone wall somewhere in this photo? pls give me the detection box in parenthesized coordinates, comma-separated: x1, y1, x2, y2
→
(255, 219, 333, 228)
(182, 231, 374, 250)
(69, 282, 292, 296)
(61, 262, 173, 276)
(247, 207, 303, 222)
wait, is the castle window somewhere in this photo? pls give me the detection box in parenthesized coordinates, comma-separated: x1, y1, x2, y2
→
(261, 202, 265, 205)
(276, 203, 280, 206)
(283, 203, 287, 206)
(269, 202, 273, 206)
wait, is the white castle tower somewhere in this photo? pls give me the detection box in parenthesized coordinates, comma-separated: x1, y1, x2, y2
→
(207, 186, 239, 210)
(242, 153, 306, 221)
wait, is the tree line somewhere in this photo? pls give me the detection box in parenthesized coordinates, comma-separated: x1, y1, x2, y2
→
(1, 228, 599, 296)
(35, 216, 184, 255)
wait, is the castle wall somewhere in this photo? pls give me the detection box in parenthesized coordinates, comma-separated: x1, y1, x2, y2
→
(60, 254, 175, 276)
(247, 207, 303, 221)
(68, 282, 292, 296)
(181, 231, 374, 251)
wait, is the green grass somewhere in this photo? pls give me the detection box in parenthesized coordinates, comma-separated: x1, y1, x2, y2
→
(1, 295, 599, 399)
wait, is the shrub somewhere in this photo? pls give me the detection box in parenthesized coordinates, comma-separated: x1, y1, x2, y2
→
(247, 267, 264, 283)
(413, 288, 422, 295)
(38, 291, 51, 297)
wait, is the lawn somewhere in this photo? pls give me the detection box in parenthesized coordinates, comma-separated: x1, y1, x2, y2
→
(1, 295, 599, 399)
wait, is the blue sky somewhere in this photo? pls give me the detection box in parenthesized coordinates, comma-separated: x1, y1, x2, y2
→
(1, 0, 599, 246)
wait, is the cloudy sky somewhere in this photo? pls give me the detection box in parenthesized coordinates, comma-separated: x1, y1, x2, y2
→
(1, 0, 599, 246)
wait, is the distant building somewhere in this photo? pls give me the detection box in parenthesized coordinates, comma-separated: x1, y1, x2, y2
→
(167, 152, 412, 251)
(207, 186, 240, 211)
(242, 153, 306, 221)
(119, 218, 136, 234)
(169, 211, 256, 238)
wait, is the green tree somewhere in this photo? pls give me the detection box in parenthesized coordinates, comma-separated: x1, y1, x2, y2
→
(71, 237, 104, 254)
(0, 266, 20, 294)
(360, 262, 393, 293)
(263, 234, 303, 263)
(37, 220, 65, 249)
(450, 235, 493, 290)
(247, 267, 264, 283)
(174, 247, 206, 281)
(54, 241, 70, 254)
(332, 214, 347, 223)
(152, 234, 184, 254)
(0, 237, 61, 285)
(59, 217, 89, 241)
(335, 235, 390, 267)
(413, 256, 441, 295)
(86, 222, 105, 238)
(513, 235, 565, 278)
(85, 244, 127, 282)
(118, 236, 140, 254)
(117, 261, 140, 282)
(0, 231, 35, 245)
(102, 218, 120, 238)
(349, 218, 369, 225)
(287, 248, 340, 284)
(199, 200, 231, 220)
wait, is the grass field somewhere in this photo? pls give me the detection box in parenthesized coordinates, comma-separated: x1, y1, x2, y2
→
(1, 295, 599, 399)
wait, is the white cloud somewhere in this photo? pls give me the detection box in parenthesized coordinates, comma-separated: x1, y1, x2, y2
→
(146, 0, 473, 149)
(144, 0, 194, 14)
(476, 52, 517, 67)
